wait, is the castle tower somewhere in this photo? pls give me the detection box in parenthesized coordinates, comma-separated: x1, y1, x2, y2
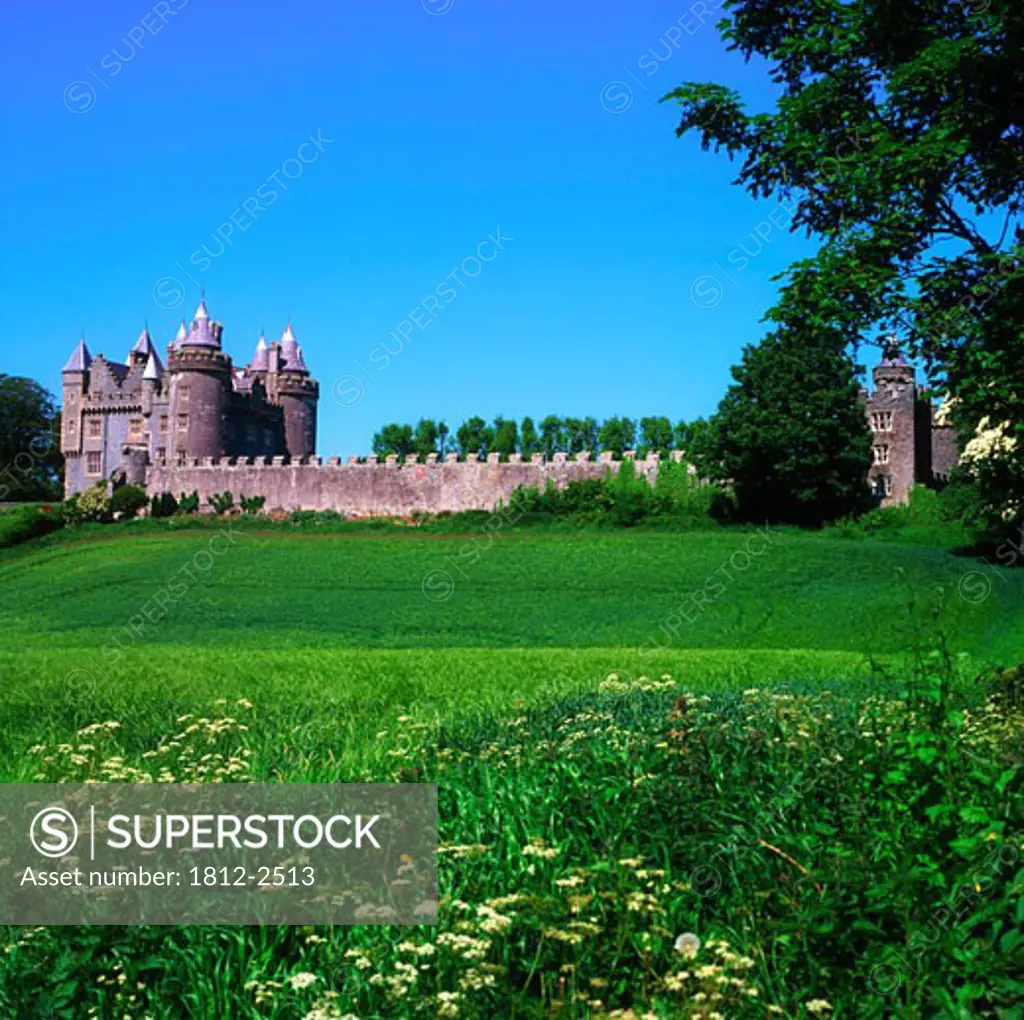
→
(867, 337, 917, 505)
(271, 322, 319, 459)
(167, 298, 232, 462)
(141, 351, 162, 415)
(60, 337, 91, 494)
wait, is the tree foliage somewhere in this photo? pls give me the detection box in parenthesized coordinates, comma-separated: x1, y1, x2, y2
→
(693, 326, 874, 525)
(0, 375, 63, 501)
(373, 415, 694, 461)
(664, 0, 1023, 530)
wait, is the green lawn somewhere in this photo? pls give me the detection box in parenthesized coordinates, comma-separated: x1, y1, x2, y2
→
(2, 525, 1023, 1017)
(2, 525, 1020, 651)
(0, 526, 1020, 748)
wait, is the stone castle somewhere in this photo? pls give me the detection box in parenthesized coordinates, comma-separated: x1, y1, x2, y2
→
(864, 343, 958, 506)
(62, 303, 956, 512)
(62, 299, 318, 497)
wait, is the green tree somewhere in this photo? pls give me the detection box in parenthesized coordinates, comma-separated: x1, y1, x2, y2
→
(520, 417, 539, 457)
(372, 424, 414, 459)
(695, 326, 873, 525)
(539, 416, 563, 459)
(672, 420, 692, 454)
(598, 417, 636, 458)
(639, 416, 674, 457)
(492, 417, 518, 459)
(0, 375, 62, 501)
(577, 417, 599, 455)
(678, 419, 711, 463)
(456, 417, 494, 460)
(413, 419, 440, 460)
(562, 417, 583, 455)
(438, 422, 450, 458)
(663, 0, 1023, 530)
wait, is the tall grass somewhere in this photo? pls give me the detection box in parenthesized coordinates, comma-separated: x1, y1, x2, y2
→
(1, 657, 1021, 1018)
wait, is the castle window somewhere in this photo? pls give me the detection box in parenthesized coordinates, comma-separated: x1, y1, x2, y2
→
(128, 417, 144, 441)
(884, 475, 893, 496)
(873, 445, 890, 465)
(177, 414, 188, 430)
(870, 411, 893, 431)
(86, 451, 102, 476)
(156, 447, 166, 464)
(159, 414, 169, 435)
(177, 451, 187, 466)
(87, 417, 102, 440)
(179, 386, 189, 403)
(66, 419, 76, 437)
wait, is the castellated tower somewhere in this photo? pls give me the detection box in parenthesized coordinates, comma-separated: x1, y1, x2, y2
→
(264, 323, 319, 459)
(167, 299, 231, 461)
(868, 337, 925, 505)
(59, 297, 320, 497)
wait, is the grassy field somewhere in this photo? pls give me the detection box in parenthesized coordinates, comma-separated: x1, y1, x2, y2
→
(1, 523, 1022, 1017)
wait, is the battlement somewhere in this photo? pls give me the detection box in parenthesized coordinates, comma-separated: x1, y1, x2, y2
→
(145, 451, 687, 515)
(276, 374, 319, 396)
(168, 348, 232, 373)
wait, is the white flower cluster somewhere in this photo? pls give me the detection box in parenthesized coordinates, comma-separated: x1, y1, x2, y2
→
(962, 416, 1018, 464)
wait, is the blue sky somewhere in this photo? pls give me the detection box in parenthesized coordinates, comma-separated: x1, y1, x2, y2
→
(2, 0, 847, 457)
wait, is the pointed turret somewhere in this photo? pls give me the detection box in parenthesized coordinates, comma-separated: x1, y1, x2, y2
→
(143, 352, 163, 381)
(880, 332, 908, 367)
(174, 320, 187, 348)
(274, 320, 318, 458)
(132, 325, 155, 357)
(182, 297, 218, 347)
(279, 321, 305, 372)
(63, 337, 92, 373)
(252, 331, 269, 372)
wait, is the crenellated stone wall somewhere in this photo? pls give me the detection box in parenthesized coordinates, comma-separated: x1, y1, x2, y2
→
(144, 451, 687, 515)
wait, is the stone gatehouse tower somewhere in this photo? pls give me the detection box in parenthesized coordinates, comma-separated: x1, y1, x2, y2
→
(61, 299, 319, 497)
(864, 341, 957, 507)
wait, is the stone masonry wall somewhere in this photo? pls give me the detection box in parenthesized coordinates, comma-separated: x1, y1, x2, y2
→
(145, 451, 684, 515)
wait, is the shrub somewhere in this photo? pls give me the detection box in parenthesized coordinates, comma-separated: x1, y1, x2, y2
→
(239, 494, 266, 515)
(290, 509, 343, 526)
(109, 484, 148, 519)
(208, 491, 234, 515)
(0, 504, 64, 548)
(150, 492, 179, 519)
(177, 491, 200, 514)
(62, 482, 111, 525)
(506, 460, 718, 529)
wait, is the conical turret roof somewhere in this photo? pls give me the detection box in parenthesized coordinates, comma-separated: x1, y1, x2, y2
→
(252, 331, 269, 371)
(63, 337, 92, 372)
(132, 325, 155, 356)
(143, 351, 163, 380)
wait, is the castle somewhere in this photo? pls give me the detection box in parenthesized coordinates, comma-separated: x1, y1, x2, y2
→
(863, 343, 958, 507)
(62, 299, 319, 496)
(62, 306, 956, 512)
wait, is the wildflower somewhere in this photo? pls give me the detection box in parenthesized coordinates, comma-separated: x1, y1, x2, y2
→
(522, 838, 560, 860)
(437, 991, 461, 1018)
(288, 972, 318, 991)
(806, 1000, 833, 1015)
(674, 932, 700, 958)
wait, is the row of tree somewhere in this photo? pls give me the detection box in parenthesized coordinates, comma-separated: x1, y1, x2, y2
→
(371, 416, 709, 461)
